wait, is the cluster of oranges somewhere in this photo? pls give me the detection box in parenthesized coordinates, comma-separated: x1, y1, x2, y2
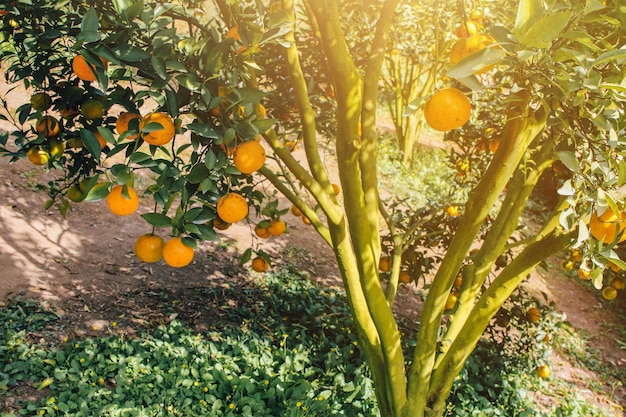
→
(21, 51, 273, 270)
(378, 255, 412, 286)
(559, 207, 626, 301)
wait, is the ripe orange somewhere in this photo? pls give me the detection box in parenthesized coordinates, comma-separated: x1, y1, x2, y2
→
(233, 140, 266, 174)
(81, 99, 105, 120)
(446, 205, 461, 217)
(72, 55, 108, 82)
(611, 277, 625, 290)
(106, 185, 139, 216)
(290, 205, 302, 216)
(526, 307, 541, 323)
(251, 256, 269, 272)
(216, 193, 248, 223)
(302, 215, 312, 225)
(424, 88, 471, 132)
(454, 20, 480, 38)
(590, 208, 626, 243)
(399, 271, 411, 284)
(331, 183, 341, 195)
(213, 217, 231, 230)
(47, 139, 65, 159)
(569, 249, 583, 262)
(445, 292, 458, 310)
(30, 92, 52, 111)
(162, 237, 194, 268)
(226, 26, 241, 41)
(255, 224, 270, 239)
(115, 112, 141, 139)
(449, 34, 495, 65)
(379, 256, 391, 272)
(35, 115, 60, 137)
(139, 112, 176, 146)
(26, 147, 50, 165)
(267, 219, 286, 236)
(537, 364, 550, 379)
(602, 286, 618, 301)
(577, 267, 592, 280)
(134, 234, 164, 263)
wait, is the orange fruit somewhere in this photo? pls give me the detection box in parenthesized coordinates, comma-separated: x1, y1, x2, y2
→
(35, 115, 60, 137)
(72, 55, 108, 82)
(424, 88, 471, 132)
(139, 112, 176, 146)
(216, 193, 248, 223)
(59, 106, 79, 119)
(399, 271, 411, 284)
(577, 267, 592, 280)
(66, 184, 85, 202)
(106, 185, 139, 216)
(445, 292, 458, 310)
(255, 224, 270, 239)
(162, 237, 195, 268)
(233, 140, 266, 174)
(602, 286, 618, 301)
(611, 277, 625, 290)
(379, 256, 391, 272)
(590, 208, 626, 243)
(26, 147, 50, 165)
(213, 217, 231, 230)
(569, 249, 583, 262)
(226, 26, 241, 41)
(116, 112, 141, 139)
(331, 183, 341, 195)
(454, 20, 480, 38)
(526, 307, 541, 323)
(446, 205, 461, 217)
(80, 99, 105, 120)
(47, 139, 65, 159)
(302, 214, 312, 225)
(30, 92, 52, 111)
(134, 234, 164, 263)
(560, 259, 574, 271)
(290, 205, 302, 216)
(608, 261, 622, 272)
(267, 219, 286, 236)
(251, 256, 269, 272)
(537, 364, 550, 379)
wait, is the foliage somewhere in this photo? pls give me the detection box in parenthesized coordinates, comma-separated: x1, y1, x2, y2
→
(0, 276, 618, 417)
(1, 0, 626, 416)
(0, 274, 378, 416)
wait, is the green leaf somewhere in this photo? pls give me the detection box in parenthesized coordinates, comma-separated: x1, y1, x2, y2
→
(188, 164, 210, 184)
(151, 55, 167, 79)
(84, 182, 111, 202)
(518, 12, 571, 48)
(514, 0, 543, 38)
(187, 121, 218, 139)
(81, 8, 99, 32)
(113, 0, 144, 22)
(593, 49, 626, 67)
(204, 150, 217, 170)
(555, 151, 580, 172)
(446, 48, 505, 79)
(241, 248, 252, 265)
(80, 129, 101, 158)
(114, 45, 151, 62)
(141, 213, 172, 227)
(205, 41, 232, 73)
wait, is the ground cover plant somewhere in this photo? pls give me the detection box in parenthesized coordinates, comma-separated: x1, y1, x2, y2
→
(0, 270, 618, 417)
(0, 0, 625, 416)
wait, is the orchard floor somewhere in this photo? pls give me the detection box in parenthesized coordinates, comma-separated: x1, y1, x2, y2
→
(1, 149, 625, 415)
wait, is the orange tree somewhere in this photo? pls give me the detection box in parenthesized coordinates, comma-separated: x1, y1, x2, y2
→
(1, 0, 625, 416)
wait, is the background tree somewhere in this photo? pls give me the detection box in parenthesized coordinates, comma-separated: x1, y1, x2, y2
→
(0, 1, 625, 416)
